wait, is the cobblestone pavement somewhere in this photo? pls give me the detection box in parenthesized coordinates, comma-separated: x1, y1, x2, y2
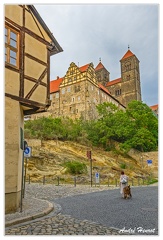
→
(5, 183, 116, 223)
(5, 184, 121, 235)
(5, 214, 121, 235)
(5, 183, 158, 236)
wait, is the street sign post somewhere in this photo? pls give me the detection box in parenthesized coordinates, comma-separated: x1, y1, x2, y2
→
(87, 150, 92, 187)
(24, 147, 32, 158)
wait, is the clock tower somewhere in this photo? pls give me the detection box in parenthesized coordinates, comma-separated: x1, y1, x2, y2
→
(120, 48, 141, 106)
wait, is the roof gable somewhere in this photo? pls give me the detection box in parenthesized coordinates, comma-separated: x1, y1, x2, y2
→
(79, 63, 90, 72)
(27, 5, 63, 55)
(121, 49, 134, 60)
(95, 62, 105, 71)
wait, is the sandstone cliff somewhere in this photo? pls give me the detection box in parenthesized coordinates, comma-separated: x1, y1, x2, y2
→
(25, 139, 158, 185)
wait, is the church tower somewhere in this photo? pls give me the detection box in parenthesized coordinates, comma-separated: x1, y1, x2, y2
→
(95, 59, 110, 86)
(120, 47, 141, 106)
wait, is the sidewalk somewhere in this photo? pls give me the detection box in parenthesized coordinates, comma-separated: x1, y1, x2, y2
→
(5, 197, 54, 227)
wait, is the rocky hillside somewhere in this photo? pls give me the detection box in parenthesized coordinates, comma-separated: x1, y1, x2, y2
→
(25, 139, 158, 185)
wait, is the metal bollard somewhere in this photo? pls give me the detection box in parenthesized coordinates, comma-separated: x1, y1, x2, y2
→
(23, 175, 26, 198)
(43, 176, 45, 185)
(115, 179, 117, 187)
(57, 176, 60, 186)
(131, 178, 134, 186)
(28, 175, 30, 184)
(74, 177, 76, 187)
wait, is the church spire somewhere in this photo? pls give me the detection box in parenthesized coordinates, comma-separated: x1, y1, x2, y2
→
(121, 48, 134, 60)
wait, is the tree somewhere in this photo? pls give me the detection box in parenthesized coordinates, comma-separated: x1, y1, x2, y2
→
(95, 101, 158, 152)
(25, 101, 158, 152)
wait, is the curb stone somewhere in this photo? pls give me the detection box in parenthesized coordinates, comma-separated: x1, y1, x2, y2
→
(5, 200, 54, 227)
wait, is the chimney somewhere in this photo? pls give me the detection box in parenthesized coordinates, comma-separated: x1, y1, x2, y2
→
(57, 76, 59, 79)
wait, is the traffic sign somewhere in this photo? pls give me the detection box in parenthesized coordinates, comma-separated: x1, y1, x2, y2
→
(87, 150, 91, 159)
(95, 172, 100, 184)
(24, 147, 32, 158)
(95, 172, 99, 178)
(147, 159, 152, 166)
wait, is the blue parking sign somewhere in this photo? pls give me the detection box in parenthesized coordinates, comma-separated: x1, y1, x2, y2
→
(96, 173, 99, 178)
(95, 172, 100, 184)
(147, 159, 152, 165)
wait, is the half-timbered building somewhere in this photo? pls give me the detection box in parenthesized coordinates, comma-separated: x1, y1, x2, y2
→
(5, 5, 62, 213)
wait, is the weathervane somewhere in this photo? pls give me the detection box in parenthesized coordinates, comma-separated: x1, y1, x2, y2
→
(128, 44, 130, 50)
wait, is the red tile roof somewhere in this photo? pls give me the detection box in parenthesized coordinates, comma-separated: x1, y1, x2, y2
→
(50, 77, 63, 93)
(95, 62, 105, 71)
(150, 104, 158, 111)
(98, 83, 111, 94)
(50, 63, 90, 94)
(121, 49, 134, 60)
(79, 63, 90, 72)
(106, 78, 121, 87)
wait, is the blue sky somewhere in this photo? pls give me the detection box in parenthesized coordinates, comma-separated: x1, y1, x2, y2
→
(34, 3, 159, 107)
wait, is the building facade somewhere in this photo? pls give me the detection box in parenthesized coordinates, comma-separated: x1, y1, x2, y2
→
(30, 49, 142, 121)
(40, 62, 125, 121)
(5, 5, 62, 213)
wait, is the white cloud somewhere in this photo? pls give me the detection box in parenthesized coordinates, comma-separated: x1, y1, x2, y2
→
(35, 3, 159, 106)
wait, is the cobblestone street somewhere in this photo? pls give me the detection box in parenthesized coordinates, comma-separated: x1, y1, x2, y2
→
(5, 183, 158, 236)
(5, 184, 120, 235)
(5, 214, 120, 235)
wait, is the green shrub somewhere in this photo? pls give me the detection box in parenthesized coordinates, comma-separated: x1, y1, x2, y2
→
(120, 163, 126, 169)
(63, 161, 87, 175)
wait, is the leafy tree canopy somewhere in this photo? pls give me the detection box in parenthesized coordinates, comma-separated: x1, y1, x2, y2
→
(25, 101, 158, 152)
(94, 101, 158, 152)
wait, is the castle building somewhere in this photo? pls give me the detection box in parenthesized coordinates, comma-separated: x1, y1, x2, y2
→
(30, 48, 141, 121)
(47, 62, 125, 120)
